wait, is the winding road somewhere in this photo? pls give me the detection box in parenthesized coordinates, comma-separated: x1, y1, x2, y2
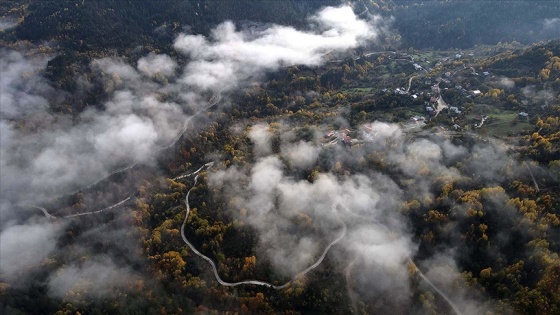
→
(23, 195, 133, 220)
(24, 156, 464, 314)
(406, 75, 419, 93)
(64, 196, 132, 218)
(524, 161, 540, 192)
(411, 260, 464, 315)
(42, 93, 222, 204)
(433, 82, 448, 117)
(340, 203, 462, 315)
(21, 93, 222, 220)
(26, 205, 57, 220)
(344, 257, 359, 314)
(179, 163, 347, 289)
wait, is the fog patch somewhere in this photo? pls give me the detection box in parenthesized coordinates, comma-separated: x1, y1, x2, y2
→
(497, 77, 515, 89)
(281, 140, 320, 169)
(137, 53, 177, 78)
(0, 17, 17, 31)
(248, 123, 273, 157)
(48, 256, 140, 299)
(0, 220, 63, 283)
(174, 6, 384, 93)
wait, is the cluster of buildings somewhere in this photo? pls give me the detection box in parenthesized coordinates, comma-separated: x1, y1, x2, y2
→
(370, 50, 532, 134)
(324, 128, 354, 146)
(449, 106, 462, 115)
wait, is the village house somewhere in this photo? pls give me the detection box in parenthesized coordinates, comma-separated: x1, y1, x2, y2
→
(395, 88, 407, 95)
(474, 114, 488, 122)
(448, 106, 462, 115)
(471, 90, 482, 96)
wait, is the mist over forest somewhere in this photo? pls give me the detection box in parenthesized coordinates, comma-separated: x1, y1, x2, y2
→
(1, 1, 559, 314)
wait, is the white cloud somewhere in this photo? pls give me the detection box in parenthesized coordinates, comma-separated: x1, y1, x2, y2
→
(281, 141, 320, 169)
(248, 123, 273, 157)
(48, 256, 139, 299)
(137, 53, 177, 78)
(174, 6, 380, 92)
(0, 221, 63, 281)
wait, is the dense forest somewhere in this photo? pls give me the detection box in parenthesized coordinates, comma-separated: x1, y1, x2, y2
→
(392, 0, 560, 49)
(3, 0, 559, 52)
(1, 1, 559, 314)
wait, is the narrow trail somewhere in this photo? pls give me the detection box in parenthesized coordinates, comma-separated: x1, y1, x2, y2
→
(357, 7, 369, 17)
(341, 205, 462, 315)
(55, 164, 139, 201)
(524, 161, 540, 192)
(344, 256, 359, 314)
(411, 260, 464, 315)
(179, 163, 347, 289)
(434, 82, 448, 117)
(406, 75, 418, 93)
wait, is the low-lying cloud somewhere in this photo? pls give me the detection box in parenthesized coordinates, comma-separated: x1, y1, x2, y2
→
(174, 6, 382, 92)
(0, 220, 63, 283)
(47, 256, 140, 299)
(1, 4, 547, 313)
(0, 4, 389, 301)
(205, 119, 540, 311)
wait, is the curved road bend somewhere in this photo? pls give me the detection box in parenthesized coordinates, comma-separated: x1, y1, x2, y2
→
(407, 75, 419, 93)
(26, 205, 57, 220)
(23, 195, 133, 220)
(180, 164, 347, 289)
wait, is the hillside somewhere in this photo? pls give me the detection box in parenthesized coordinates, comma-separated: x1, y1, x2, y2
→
(0, 2, 559, 314)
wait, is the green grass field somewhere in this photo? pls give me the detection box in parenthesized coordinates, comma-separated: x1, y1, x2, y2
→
(342, 87, 374, 94)
(484, 112, 533, 136)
